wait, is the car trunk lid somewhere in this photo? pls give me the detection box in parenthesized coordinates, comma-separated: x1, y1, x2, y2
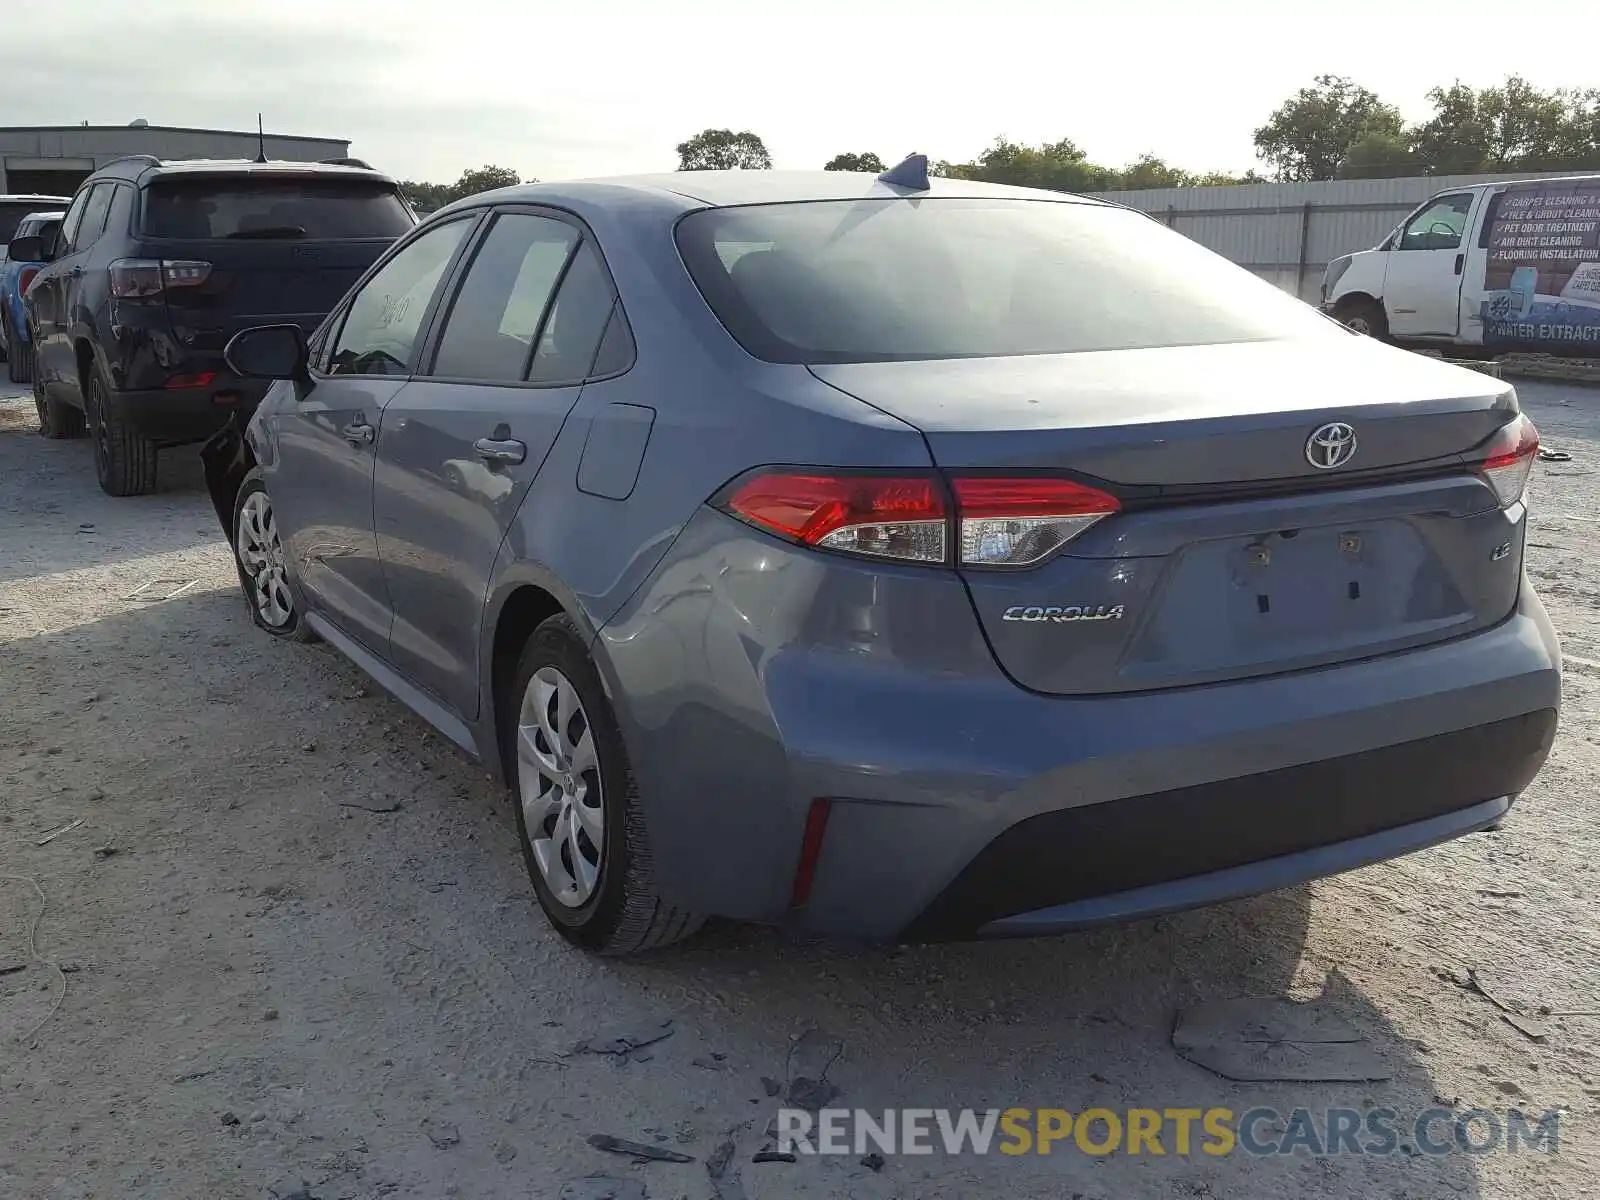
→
(812, 337, 1529, 695)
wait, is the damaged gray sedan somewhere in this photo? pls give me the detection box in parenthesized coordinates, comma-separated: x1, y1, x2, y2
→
(203, 162, 1560, 956)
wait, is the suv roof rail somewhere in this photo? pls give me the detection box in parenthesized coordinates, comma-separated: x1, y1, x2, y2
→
(319, 156, 373, 169)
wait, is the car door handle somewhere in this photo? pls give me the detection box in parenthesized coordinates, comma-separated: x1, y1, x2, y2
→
(474, 437, 526, 465)
(342, 421, 376, 445)
(1454, 253, 1464, 276)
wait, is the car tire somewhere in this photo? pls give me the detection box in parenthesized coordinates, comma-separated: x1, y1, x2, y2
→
(6, 309, 34, 384)
(1335, 297, 1390, 341)
(231, 469, 317, 642)
(85, 363, 158, 495)
(508, 613, 704, 955)
(33, 362, 86, 440)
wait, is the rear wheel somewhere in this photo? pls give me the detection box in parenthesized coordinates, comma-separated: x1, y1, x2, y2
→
(509, 613, 704, 955)
(85, 363, 158, 495)
(1335, 297, 1390, 341)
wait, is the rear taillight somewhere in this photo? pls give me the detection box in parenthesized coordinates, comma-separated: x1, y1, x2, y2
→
(722, 472, 948, 563)
(108, 259, 212, 299)
(952, 476, 1120, 567)
(717, 470, 1120, 568)
(18, 267, 39, 295)
(1479, 414, 1539, 507)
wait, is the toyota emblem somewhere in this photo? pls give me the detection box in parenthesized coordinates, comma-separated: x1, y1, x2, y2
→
(1305, 421, 1358, 470)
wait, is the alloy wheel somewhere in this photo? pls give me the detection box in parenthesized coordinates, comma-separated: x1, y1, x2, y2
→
(236, 490, 295, 628)
(517, 666, 604, 907)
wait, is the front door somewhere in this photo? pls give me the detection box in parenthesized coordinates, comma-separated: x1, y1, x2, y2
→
(1384, 192, 1475, 339)
(374, 210, 623, 716)
(28, 185, 98, 393)
(268, 215, 477, 654)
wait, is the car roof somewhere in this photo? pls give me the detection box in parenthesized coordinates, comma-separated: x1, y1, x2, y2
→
(442, 169, 1114, 215)
(0, 194, 72, 205)
(22, 210, 66, 222)
(90, 158, 397, 187)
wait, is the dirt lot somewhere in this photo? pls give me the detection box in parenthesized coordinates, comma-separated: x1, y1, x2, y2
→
(1, 380, 1597, 1200)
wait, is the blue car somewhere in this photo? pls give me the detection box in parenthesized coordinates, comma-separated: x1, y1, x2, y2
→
(1, 199, 68, 384)
(202, 160, 1559, 954)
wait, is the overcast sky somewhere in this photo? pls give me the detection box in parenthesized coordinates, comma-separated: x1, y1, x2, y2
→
(4, 0, 1598, 183)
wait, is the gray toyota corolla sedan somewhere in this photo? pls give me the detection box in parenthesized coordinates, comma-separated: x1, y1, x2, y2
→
(202, 158, 1560, 956)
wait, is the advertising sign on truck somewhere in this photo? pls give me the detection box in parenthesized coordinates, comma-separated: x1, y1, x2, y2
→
(1481, 180, 1600, 351)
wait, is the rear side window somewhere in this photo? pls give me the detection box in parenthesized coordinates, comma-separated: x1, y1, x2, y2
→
(676, 197, 1340, 364)
(141, 177, 415, 240)
(530, 241, 619, 383)
(67, 185, 115, 253)
(430, 213, 578, 382)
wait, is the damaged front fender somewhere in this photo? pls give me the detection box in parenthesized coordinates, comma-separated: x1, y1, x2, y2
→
(199, 415, 255, 541)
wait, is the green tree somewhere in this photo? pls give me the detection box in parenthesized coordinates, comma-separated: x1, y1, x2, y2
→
(1410, 82, 1493, 174)
(1337, 129, 1416, 178)
(1115, 154, 1194, 189)
(823, 151, 885, 172)
(1190, 169, 1267, 186)
(943, 137, 1116, 193)
(676, 129, 772, 171)
(1411, 77, 1600, 174)
(450, 164, 524, 199)
(1252, 75, 1405, 181)
(397, 164, 527, 212)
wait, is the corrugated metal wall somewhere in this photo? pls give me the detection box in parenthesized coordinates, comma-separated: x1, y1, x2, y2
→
(1106, 171, 1588, 303)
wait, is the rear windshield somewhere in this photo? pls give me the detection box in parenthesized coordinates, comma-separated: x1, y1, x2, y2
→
(141, 178, 415, 240)
(0, 204, 38, 244)
(676, 198, 1341, 364)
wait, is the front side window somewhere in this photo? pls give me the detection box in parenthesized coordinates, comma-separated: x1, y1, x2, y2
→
(1397, 194, 1473, 252)
(328, 218, 471, 376)
(430, 213, 578, 382)
(676, 197, 1340, 365)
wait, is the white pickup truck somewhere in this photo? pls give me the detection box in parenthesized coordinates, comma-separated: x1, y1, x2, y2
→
(1323, 173, 1600, 358)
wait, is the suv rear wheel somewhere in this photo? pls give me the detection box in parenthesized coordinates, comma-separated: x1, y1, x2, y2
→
(508, 613, 704, 955)
(85, 363, 158, 495)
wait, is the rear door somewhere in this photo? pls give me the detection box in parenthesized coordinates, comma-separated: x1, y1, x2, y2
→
(373, 209, 621, 716)
(136, 172, 415, 346)
(269, 215, 477, 655)
(1383, 191, 1478, 338)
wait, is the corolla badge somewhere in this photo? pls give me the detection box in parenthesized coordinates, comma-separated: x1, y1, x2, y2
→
(1305, 421, 1358, 470)
(1002, 605, 1125, 623)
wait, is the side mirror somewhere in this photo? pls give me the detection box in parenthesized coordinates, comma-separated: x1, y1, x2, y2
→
(7, 235, 44, 263)
(225, 324, 309, 381)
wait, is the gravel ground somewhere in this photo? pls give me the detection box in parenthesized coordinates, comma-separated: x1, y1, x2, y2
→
(0, 381, 1596, 1200)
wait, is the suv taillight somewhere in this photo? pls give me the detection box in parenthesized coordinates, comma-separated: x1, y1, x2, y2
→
(108, 259, 212, 299)
(1479, 414, 1539, 507)
(716, 470, 1120, 569)
(18, 267, 40, 295)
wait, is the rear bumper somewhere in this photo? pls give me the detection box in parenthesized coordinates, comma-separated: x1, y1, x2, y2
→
(106, 375, 269, 444)
(600, 513, 1562, 942)
(907, 711, 1549, 940)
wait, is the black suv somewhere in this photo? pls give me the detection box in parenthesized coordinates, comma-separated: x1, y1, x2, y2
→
(13, 156, 416, 495)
